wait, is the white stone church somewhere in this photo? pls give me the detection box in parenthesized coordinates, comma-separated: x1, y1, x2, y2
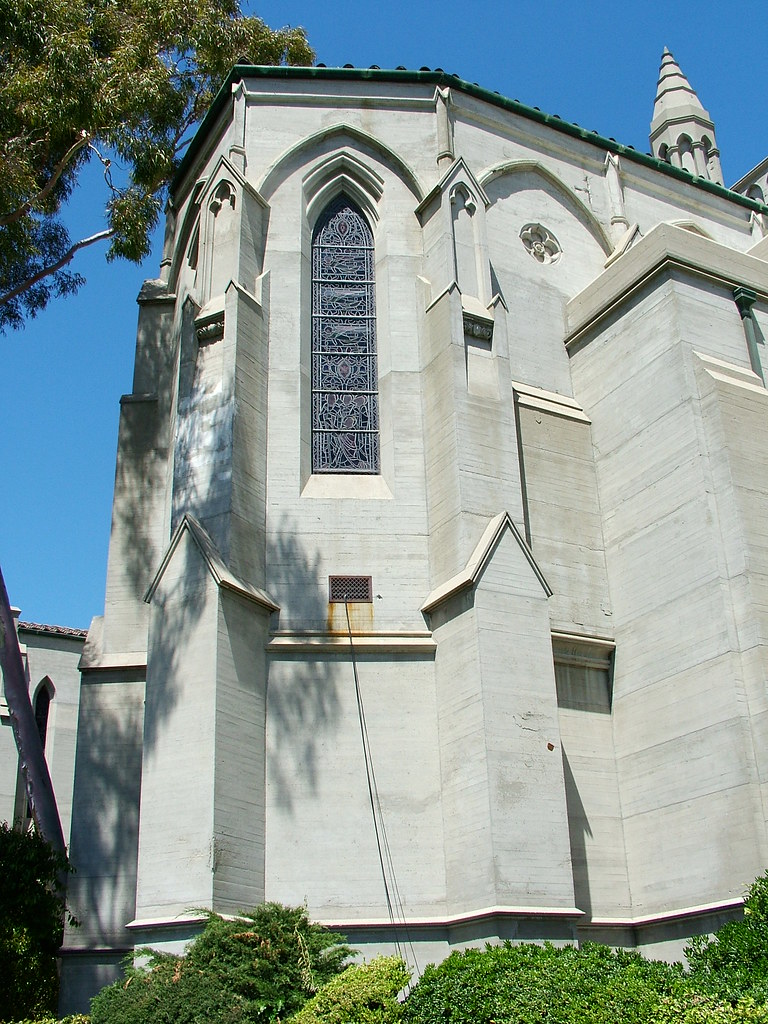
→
(4, 51, 768, 1013)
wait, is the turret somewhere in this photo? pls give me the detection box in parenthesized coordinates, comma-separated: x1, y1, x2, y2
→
(650, 48, 722, 185)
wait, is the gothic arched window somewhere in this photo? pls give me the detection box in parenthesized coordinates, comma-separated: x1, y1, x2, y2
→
(34, 682, 51, 748)
(312, 197, 380, 473)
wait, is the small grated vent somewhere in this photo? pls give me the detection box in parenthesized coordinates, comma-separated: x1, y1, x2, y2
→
(329, 575, 373, 603)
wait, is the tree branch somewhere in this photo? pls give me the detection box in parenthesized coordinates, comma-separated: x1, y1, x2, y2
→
(0, 227, 114, 307)
(0, 131, 92, 228)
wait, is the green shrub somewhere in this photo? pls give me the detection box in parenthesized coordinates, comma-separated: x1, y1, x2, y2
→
(0, 821, 72, 1022)
(10, 1017, 88, 1024)
(686, 871, 768, 1003)
(401, 942, 686, 1024)
(290, 956, 409, 1024)
(89, 903, 351, 1024)
(651, 994, 768, 1023)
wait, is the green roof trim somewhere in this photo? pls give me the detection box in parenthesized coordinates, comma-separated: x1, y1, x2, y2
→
(172, 65, 768, 215)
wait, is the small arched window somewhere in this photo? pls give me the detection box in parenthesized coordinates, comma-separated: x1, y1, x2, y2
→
(34, 682, 51, 748)
(311, 196, 380, 473)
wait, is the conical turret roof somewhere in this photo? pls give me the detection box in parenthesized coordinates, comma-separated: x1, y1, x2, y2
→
(651, 48, 713, 138)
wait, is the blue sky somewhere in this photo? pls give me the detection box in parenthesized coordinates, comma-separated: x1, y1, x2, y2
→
(2, 0, 766, 629)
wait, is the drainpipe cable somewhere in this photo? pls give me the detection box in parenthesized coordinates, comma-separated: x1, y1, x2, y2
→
(343, 600, 418, 976)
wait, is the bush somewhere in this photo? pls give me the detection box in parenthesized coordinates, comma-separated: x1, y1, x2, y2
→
(651, 994, 768, 1023)
(89, 903, 351, 1024)
(686, 871, 768, 1003)
(11, 1017, 88, 1024)
(290, 956, 409, 1024)
(401, 942, 686, 1024)
(0, 821, 72, 1022)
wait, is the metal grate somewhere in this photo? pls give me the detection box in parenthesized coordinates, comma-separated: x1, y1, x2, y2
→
(328, 575, 373, 603)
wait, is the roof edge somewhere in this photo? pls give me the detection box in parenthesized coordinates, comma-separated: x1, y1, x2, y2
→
(172, 65, 768, 216)
(18, 621, 88, 639)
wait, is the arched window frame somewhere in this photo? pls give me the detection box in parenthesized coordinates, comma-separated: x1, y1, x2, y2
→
(310, 196, 380, 474)
(33, 678, 53, 749)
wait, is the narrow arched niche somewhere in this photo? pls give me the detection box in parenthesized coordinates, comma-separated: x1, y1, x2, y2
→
(678, 135, 695, 175)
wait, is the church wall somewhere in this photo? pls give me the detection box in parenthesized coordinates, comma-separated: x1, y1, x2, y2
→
(259, 152, 433, 633)
(517, 406, 612, 636)
(692, 357, 768, 849)
(450, 94, 753, 256)
(0, 628, 84, 840)
(471, 530, 573, 911)
(555, 649, 630, 921)
(265, 652, 444, 928)
(243, 83, 438, 199)
(212, 590, 269, 914)
(227, 283, 270, 589)
(102, 291, 176, 660)
(0, 707, 16, 823)
(428, 594, 488, 915)
(135, 532, 219, 922)
(484, 170, 608, 396)
(619, 167, 755, 250)
(52, 66, 768, 1009)
(569, 270, 768, 918)
(63, 671, 144, 994)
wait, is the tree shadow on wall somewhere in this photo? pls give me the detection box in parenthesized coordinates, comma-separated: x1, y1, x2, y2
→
(65, 676, 145, 948)
(265, 518, 342, 815)
(107, 288, 181, 606)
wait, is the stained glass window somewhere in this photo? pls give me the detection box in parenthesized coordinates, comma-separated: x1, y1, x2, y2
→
(312, 196, 380, 473)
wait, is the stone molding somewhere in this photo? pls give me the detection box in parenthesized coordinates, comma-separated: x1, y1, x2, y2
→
(512, 381, 591, 423)
(319, 904, 585, 929)
(694, 350, 767, 395)
(267, 631, 436, 654)
(589, 896, 744, 929)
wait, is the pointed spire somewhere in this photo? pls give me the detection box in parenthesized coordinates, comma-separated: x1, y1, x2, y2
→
(652, 48, 706, 125)
(649, 49, 722, 185)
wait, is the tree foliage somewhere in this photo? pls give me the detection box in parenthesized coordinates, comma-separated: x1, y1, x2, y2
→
(291, 955, 410, 1024)
(685, 871, 768, 1004)
(0, 0, 313, 330)
(89, 903, 351, 1024)
(401, 942, 686, 1024)
(0, 820, 73, 1022)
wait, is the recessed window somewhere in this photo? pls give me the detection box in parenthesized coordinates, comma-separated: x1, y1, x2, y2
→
(312, 196, 380, 473)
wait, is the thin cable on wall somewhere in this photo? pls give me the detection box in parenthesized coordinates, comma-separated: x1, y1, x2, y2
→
(343, 599, 419, 980)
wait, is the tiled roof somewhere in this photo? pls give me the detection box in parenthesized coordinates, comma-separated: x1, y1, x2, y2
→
(18, 621, 88, 639)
